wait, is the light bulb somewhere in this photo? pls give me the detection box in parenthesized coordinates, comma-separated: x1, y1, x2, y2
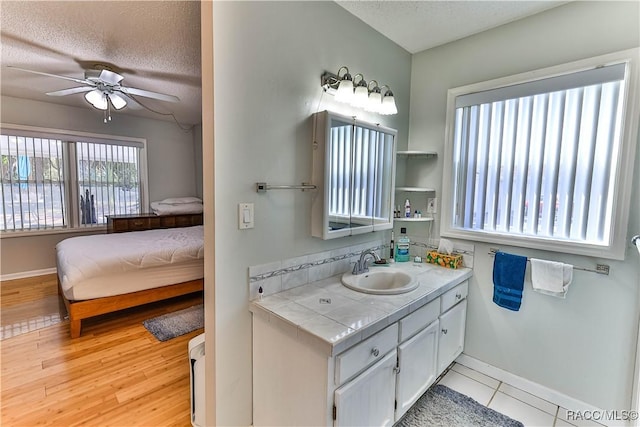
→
(351, 85, 369, 108)
(381, 93, 398, 115)
(84, 89, 107, 110)
(335, 77, 354, 103)
(366, 91, 382, 113)
(108, 92, 127, 110)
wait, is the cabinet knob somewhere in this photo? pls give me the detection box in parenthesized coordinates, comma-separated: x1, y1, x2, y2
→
(442, 328, 448, 335)
(371, 347, 380, 357)
(455, 293, 462, 299)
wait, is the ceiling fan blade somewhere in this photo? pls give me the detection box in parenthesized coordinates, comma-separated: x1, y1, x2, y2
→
(7, 66, 91, 85)
(120, 86, 180, 103)
(46, 86, 95, 96)
(99, 69, 124, 85)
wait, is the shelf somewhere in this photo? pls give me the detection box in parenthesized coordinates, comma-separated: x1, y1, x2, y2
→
(395, 186, 436, 193)
(394, 217, 434, 222)
(396, 150, 437, 157)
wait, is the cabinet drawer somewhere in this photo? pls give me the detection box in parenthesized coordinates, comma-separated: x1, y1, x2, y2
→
(335, 323, 398, 385)
(441, 281, 468, 313)
(174, 215, 192, 227)
(398, 298, 439, 342)
(127, 218, 150, 230)
(109, 219, 129, 233)
(159, 216, 177, 228)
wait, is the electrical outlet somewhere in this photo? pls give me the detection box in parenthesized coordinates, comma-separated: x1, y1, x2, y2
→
(427, 198, 437, 214)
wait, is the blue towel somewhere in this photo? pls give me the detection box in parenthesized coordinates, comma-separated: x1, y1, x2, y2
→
(493, 251, 527, 311)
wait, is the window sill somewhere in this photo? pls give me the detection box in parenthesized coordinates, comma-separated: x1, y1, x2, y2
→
(0, 226, 108, 239)
(441, 227, 624, 261)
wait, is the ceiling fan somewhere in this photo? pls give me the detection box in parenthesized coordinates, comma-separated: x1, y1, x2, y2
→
(8, 65, 180, 122)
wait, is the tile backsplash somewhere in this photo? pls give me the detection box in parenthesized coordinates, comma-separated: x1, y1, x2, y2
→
(248, 236, 474, 301)
(248, 240, 385, 301)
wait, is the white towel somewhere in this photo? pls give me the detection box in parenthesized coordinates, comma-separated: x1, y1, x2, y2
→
(530, 258, 573, 298)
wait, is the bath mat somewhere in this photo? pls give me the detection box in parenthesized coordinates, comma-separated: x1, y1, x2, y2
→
(396, 384, 524, 427)
(143, 304, 203, 341)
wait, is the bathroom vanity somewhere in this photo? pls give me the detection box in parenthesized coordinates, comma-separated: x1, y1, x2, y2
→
(250, 262, 471, 426)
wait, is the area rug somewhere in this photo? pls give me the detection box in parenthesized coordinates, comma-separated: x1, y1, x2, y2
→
(396, 384, 524, 427)
(143, 304, 203, 341)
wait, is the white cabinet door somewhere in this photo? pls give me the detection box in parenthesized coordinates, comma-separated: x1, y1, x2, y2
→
(334, 349, 397, 427)
(395, 320, 439, 421)
(437, 299, 467, 374)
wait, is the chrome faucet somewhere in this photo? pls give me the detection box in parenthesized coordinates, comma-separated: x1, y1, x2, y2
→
(352, 249, 381, 275)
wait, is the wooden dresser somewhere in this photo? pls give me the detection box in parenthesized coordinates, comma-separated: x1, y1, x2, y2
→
(106, 213, 203, 233)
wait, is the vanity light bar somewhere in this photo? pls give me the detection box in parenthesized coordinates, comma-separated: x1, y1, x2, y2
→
(321, 66, 398, 115)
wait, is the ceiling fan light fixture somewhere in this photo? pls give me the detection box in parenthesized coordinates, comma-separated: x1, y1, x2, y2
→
(108, 92, 127, 110)
(85, 89, 108, 110)
(11, 66, 182, 124)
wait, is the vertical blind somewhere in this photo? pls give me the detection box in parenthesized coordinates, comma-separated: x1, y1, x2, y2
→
(0, 130, 143, 231)
(76, 141, 141, 226)
(0, 135, 66, 231)
(329, 123, 389, 219)
(451, 63, 626, 245)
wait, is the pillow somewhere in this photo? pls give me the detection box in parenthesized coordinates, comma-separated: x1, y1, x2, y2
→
(151, 201, 203, 215)
(156, 197, 202, 205)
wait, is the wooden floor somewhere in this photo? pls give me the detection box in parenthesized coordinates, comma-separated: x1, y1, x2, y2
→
(1, 274, 204, 426)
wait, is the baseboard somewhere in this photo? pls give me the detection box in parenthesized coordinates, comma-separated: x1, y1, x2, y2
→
(1, 267, 57, 282)
(456, 353, 603, 413)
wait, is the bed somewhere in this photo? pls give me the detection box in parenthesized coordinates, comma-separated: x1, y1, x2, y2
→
(56, 222, 204, 338)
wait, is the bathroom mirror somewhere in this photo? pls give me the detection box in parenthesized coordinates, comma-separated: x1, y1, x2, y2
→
(311, 111, 397, 239)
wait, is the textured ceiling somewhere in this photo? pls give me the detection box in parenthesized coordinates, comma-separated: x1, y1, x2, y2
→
(1, 1, 567, 127)
(337, 1, 568, 54)
(1, 1, 202, 126)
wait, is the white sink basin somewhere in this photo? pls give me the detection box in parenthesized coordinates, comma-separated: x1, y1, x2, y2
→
(341, 267, 418, 295)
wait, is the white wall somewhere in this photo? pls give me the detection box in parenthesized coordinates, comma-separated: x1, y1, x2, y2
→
(211, 2, 411, 424)
(409, 1, 640, 410)
(0, 96, 200, 275)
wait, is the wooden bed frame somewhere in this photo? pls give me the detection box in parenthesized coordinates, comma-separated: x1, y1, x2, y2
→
(58, 212, 204, 338)
(58, 278, 203, 338)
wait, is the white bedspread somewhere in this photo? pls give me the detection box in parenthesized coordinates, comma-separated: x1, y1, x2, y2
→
(56, 226, 204, 300)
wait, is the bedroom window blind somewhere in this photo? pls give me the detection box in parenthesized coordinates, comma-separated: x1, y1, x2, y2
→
(441, 52, 639, 259)
(0, 126, 146, 233)
(0, 135, 66, 231)
(75, 141, 141, 226)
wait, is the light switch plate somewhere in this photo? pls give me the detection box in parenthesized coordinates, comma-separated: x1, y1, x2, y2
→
(238, 203, 254, 229)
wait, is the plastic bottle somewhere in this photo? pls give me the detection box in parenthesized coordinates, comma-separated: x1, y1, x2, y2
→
(404, 199, 411, 218)
(395, 227, 410, 262)
(389, 231, 395, 260)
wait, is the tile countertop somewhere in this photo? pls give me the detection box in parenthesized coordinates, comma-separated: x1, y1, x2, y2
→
(250, 262, 473, 357)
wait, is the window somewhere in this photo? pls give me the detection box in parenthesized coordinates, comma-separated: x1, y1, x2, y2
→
(0, 125, 147, 233)
(441, 49, 639, 259)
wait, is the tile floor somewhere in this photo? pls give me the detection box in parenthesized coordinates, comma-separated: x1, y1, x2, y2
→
(437, 363, 609, 427)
